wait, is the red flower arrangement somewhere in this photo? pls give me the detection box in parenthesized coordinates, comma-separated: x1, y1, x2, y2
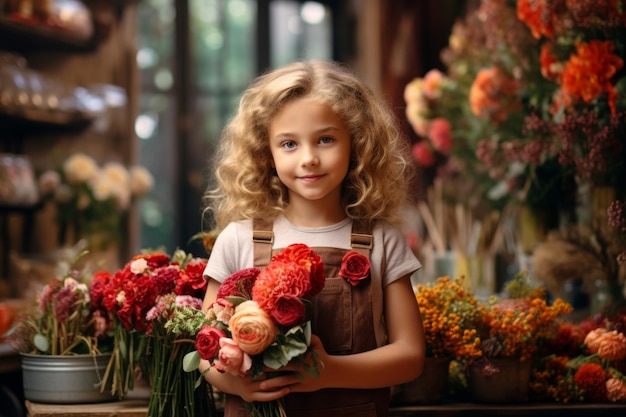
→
(90, 249, 208, 399)
(184, 243, 326, 417)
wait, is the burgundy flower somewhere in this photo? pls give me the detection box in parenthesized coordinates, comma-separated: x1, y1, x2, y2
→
(217, 267, 260, 299)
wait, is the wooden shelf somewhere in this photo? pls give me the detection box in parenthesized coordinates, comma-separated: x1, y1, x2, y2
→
(0, 15, 96, 52)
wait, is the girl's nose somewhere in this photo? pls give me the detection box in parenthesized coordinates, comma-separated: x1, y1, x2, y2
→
(300, 147, 320, 167)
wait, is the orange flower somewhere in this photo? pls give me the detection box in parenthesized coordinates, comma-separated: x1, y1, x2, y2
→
(415, 276, 482, 360)
(469, 67, 522, 125)
(560, 40, 624, 115)
(516, 0, 558, 39)
(539, 42, 561, 80)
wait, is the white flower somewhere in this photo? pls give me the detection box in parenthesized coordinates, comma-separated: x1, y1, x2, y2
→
(102, 162, 132, 210)
(90, 175, 115, 202)
(63, 153, 100, 184)
(129, 165, 154, 197)
(130, 258, 149, 274)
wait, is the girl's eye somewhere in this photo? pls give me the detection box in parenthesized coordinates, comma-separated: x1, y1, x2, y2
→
(320, 136, 334, 144)
(281, 140, 297, 149)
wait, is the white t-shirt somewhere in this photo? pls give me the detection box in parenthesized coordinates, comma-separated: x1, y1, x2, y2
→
(203, 214, 421, 287)
(203, 214, 421, 346)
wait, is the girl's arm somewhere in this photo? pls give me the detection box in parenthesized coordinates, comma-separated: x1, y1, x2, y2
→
(263, 274, 426, 392)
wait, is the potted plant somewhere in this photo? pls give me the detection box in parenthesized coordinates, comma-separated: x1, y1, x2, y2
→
(467, 271, 573, 402)
(6, 247, 116, 404)
(392, 276, 483, 405)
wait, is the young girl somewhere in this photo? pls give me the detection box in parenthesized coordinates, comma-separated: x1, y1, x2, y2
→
(200, 60, 425, 417)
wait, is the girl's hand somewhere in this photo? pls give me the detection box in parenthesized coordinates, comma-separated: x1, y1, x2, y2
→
(233, 372, 291, 403)
(258, 334, 330, 394)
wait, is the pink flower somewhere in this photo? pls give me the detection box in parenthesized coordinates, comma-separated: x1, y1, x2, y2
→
(428, 118, 452, 154)
(214, 337, 252, 377)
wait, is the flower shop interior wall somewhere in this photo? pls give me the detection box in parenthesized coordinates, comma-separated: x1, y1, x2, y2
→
(0, 0, 141, 301)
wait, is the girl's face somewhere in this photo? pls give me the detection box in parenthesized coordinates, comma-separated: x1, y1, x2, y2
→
(269, 97, 351, 214)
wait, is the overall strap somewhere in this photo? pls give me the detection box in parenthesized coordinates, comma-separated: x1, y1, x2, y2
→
(253, 218, 374, 265)
(350, 219, 373, 258)
(252, 218, 274, 267)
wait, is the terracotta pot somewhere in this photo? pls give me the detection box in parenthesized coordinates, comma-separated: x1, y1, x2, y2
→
(391, 356, 451, 405)
(468, 357, 532, 403)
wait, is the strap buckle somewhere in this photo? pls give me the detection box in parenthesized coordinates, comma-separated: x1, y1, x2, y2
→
(351, 232, 373, 249)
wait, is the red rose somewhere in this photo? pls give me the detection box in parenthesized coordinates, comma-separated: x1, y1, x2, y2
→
(217, 267, 261, 299)
(196, 325, 227, 360)
(339, 251, 370, 286)
(270, 296, 307, 327)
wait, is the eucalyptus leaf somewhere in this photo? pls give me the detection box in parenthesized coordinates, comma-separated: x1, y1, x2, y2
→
(183, 350, 201, 372)
(263, 332, 308, 369)
(33, 333, 49, 352)
(225, 296, 248, 307)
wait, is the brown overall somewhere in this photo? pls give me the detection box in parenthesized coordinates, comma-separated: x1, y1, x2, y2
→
(222, 219, 390, 417)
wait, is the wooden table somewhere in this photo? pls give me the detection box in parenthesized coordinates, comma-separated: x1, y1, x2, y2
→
(26, 399, 149, 417)
(26, 386, 151, 417)
(390, 402, 626, 416)
(25, 401, 626, 417)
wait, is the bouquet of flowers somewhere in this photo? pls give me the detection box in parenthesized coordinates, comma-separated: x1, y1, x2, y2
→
(184, 243, 326, 417)
(38, 152, 154, 250)
(90, 249, 208, 399)
(7, 249, 113, 356)
(145, 294, 216, 417)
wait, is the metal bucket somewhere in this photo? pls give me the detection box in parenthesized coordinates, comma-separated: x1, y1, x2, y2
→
(21, 352, 116, 404)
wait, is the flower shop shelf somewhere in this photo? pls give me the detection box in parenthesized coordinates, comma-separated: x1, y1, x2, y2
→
(389, 403, 626, 416)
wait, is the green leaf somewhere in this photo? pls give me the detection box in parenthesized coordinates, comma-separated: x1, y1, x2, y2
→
(183, 350, 201, 372)
(33, 333, 49, 352)
(225, 296, 248, 306)
(263, 331, 309, 369)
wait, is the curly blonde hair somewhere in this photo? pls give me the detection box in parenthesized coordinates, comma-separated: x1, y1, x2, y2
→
(204, 60, 415, 230)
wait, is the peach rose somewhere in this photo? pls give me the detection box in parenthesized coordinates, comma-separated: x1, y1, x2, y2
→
(607, 377, 626, 402)
(422, 69, 445, 99)
(214, 337, 252, 377)
(597, 331, 626, 362)
(229, 301, 277, 355)
(584, 328, 608, 354)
